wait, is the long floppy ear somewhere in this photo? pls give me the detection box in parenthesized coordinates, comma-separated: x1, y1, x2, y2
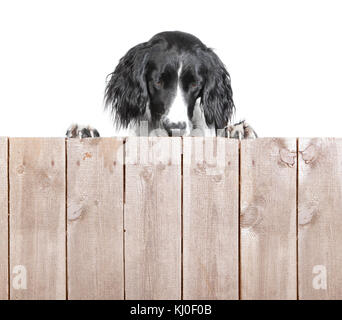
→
(105, 42, 150, 128)
(200, 49, 235, 129)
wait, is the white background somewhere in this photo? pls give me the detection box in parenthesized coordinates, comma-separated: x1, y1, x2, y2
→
(0, 0, 341, 137)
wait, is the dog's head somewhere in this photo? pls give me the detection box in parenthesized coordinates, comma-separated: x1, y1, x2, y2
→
(105, 31, 234, 135)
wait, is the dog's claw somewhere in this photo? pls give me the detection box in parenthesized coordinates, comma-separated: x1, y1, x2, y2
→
(227, 120, 257, 139)
(66, 124, 100, 138)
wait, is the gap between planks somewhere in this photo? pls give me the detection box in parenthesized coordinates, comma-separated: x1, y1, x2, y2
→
(123, 138, 126, 300)
(296, 138, 299, 300)
(64, 138, 68, 300)
(7, 138, 10, 300)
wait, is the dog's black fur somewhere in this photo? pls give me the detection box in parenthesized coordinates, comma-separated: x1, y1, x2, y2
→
(104, 31, 235, 134)
(67, 31, 257, 139)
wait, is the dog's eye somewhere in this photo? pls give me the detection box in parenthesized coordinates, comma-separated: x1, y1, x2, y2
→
(155, 80, 163, 89)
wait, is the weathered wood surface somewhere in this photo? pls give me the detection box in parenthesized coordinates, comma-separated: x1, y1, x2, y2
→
(125, 137, 182, 299)
(0, 138, 8, 300)
(183, 138, 239, 299)
(2, 136, 342, 300)
(67, 138, 124, 300)
(298, 138, 342, 299)
(9, 138, 66, 300)
(240, 138, 297, 299)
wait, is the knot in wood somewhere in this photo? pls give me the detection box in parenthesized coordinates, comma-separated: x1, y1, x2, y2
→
(300, 144, 317, 164)
(279, 148, 296, 167)
(16, 165, 25, 174)
(298, 201, 319, 225)
(68, 203, 86, 221)
(140, 166, 153, 181)
(241, 205, 263, 229)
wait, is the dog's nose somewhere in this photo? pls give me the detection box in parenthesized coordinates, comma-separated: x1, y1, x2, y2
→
(162, 118, 187, 136)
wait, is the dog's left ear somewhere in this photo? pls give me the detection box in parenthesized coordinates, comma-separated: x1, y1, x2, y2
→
(200, 49, 235, 129)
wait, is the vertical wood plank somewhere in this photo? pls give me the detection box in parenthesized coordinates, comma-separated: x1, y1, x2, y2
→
(240, 138, 297, 299)
(125, 137, 181, 299)
(67, 138, 124, 300)
(183, 138, 239, 300)
(10, 138, 66, 300)
(298, 138, 342, 299)
(0, 138, 8, 300)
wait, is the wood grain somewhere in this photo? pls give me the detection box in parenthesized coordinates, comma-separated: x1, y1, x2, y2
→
(183, 137, 239, 299)
(9, 138, 66, 300)
(125, 137, 181, 299)
(298, 138, 342, 299)
(0, 138, 8, 300)
(240, 138, 297, 300)
(67, 138, 124, 300)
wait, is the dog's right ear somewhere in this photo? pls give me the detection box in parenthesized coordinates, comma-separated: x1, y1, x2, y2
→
(105, 42, 151, 128)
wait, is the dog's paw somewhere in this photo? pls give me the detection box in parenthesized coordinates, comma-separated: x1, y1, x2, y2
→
(66, 124, 100, 138)
(227, 120, 257, 139)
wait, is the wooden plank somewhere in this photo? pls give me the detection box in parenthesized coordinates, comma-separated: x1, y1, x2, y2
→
(298, 138, 342, 299)
(9, 138, 66, 300)
(125, 137, 181, 299)
(67, 138, 124, 300)
(240, 138, 297, 299)
(0, 138, 8, 300)
(183, 137, 239, 300)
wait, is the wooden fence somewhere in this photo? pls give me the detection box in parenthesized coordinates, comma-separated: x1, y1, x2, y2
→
(0, 137, 341, 300)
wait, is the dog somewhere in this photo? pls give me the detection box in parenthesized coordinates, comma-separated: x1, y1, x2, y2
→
(67, 31, 257, 139)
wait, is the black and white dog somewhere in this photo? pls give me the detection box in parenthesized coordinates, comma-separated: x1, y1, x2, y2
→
(67, 31, 256, 139)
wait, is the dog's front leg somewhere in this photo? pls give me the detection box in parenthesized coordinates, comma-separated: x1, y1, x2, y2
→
(227, 120, 257, 139)
(66, 124, 100, 138)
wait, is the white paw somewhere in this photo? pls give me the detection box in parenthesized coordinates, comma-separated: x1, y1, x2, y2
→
(66, 124, 100, 138)
(227, 120, 257, 139)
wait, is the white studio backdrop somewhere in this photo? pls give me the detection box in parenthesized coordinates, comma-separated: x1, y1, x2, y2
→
(0, 0, 341, 137)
